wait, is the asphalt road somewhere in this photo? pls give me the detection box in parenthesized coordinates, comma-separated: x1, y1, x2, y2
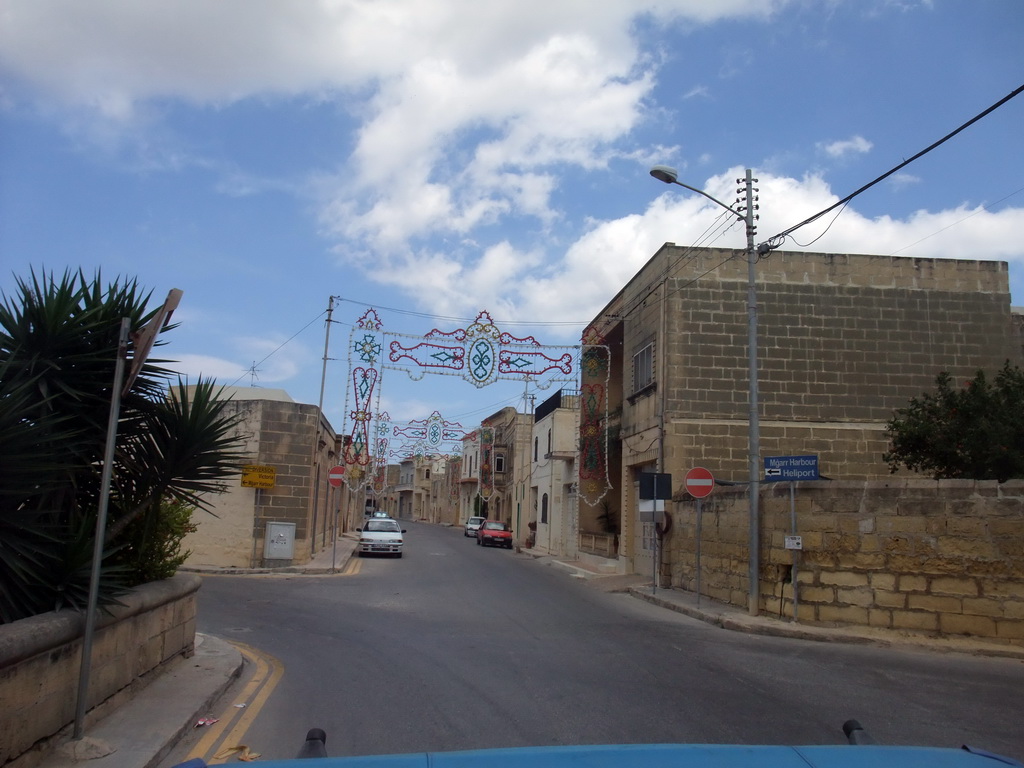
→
(166, 520, 1024, 763)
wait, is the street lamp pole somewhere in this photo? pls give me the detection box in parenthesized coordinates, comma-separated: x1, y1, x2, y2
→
(650, 165, 761, 616)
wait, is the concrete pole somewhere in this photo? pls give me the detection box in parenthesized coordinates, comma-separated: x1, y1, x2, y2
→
(743, 168, 761, 617)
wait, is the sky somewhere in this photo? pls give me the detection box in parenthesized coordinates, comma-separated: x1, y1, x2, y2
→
(2, 0, 1023, 442)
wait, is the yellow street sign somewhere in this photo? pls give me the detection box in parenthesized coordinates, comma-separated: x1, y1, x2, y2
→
(241, 465, 276, 489)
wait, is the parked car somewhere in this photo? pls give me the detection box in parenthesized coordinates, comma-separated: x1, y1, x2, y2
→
(476, 520, 513, 548)
(464, 516, 485, 537)
(356, 518, 406, 557)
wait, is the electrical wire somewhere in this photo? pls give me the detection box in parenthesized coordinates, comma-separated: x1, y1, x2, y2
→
(334, 297, 589, 328)
(226, 309, 327, 387)
(762, 81, 1024, 252)
(887, 185, 1024, 256)
(614, 208, 741, 322)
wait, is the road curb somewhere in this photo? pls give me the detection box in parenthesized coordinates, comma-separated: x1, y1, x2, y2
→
(627, 587, 1024, 659)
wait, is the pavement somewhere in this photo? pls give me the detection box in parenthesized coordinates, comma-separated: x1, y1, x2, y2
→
(31, 528, 1024, 768)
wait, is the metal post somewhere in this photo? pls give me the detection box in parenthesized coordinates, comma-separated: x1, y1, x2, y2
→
(744, 168, 761, 617)
(331, 485, 339, 573)
(652, 530, 657, 595)
(74, 318, 130, 739)
(311, 296, 336, 554)
(696, 498, 703, 609)
(649, 164, 761, 616)
(790, 481, 799, 622)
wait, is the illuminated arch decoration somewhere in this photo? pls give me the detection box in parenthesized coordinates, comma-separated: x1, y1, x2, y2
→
(341, 309, 385, 490)
(371, 411, 392, 496)
(478, 427, 495, 501)
(578, 324, 612, 506)
(340, 307, 579, 491)
(389, 410, 466, 460)
(387, 311, 574, 388)
(446, 456, 462, 501)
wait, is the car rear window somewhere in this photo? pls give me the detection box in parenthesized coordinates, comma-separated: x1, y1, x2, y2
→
(366, 520, 401, 532)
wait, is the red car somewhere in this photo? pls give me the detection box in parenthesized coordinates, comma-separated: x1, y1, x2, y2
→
(476, 520, 513, 549)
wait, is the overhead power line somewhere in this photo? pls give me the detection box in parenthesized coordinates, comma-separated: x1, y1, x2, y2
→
(762, 82, 1024, 252)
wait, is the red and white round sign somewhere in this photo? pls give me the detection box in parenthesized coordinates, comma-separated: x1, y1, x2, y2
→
(684, 467, 715, 498)
(327, 465, 346, 488)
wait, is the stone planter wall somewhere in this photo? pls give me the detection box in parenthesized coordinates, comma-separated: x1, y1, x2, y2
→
(0, 573, 200, 765)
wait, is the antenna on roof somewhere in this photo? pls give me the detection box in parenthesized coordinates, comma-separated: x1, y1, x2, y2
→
(247, 361, 261, 387)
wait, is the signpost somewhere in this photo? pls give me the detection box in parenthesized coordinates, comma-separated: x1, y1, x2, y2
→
(241, 464, 276, 489)
(639, 473, 672, 594)
(684, 468, 715, 607)
(327, 465, 346, 488)
(764, 455, 819, 482)
(684, 467, 715, 498)
(326, 466, 346, 572)
(764, 455, 818, 623)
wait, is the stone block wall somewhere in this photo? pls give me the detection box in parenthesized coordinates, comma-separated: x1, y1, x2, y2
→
(654, 247, 1021, 482)
(0, 574, 200, 765)
(665, 480, 1024, 645)
(181, 388, 341, 569)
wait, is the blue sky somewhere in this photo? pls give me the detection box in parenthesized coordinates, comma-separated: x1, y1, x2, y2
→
(2, 0, 1023, 438)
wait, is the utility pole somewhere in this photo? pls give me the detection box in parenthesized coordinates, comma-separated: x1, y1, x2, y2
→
(311, 296, 337, 554)
(740, 169, 761, 617)
(650, 165, 762, 616)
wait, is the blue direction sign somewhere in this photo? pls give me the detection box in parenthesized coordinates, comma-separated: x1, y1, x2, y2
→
(764, 455, 819, 482)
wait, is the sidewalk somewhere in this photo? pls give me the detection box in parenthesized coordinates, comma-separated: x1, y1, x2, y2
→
(34, 536, 360, 768)
(34, 535, 1023, 768)
(179, 533, 359, 576)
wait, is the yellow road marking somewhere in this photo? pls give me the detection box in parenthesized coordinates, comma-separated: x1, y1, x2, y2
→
(342, 556, 362, 575)
(185, 640, 284, 764)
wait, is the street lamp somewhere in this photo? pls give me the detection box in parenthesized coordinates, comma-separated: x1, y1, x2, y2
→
(650, 165, 761, 617)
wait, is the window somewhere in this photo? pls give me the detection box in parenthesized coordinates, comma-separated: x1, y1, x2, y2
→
(546, 429, 551, 455)
(541, 493, 549, 524)
(633, 343, 654, 393)
(533, 436, 539, 462)
(495, 453, 505, 473)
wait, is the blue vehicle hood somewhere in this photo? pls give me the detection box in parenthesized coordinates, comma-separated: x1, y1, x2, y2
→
(237, 743, 1021, 768)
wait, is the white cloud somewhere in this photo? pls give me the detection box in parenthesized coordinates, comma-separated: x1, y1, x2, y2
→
(166, 354, 249, 382)
(165, 336, 308, 387)
(819, 135, 873, 158)
(0, 0, 786, 259)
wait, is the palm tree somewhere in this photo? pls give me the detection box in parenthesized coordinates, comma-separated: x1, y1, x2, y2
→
(0, 269, 247, 623)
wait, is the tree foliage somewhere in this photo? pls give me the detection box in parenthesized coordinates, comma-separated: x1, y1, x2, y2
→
(883, 362, 1024, 482)
(0, 269, 247, 623)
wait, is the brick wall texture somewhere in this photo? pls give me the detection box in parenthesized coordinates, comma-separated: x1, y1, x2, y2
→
(653, 247, 1022, 481)
(0, 575, 199, 765)
(666, 480, 1024, 645)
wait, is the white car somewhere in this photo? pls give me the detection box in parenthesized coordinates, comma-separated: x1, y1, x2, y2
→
(464, 516, 486, 537)
(356, 518, 406, 557)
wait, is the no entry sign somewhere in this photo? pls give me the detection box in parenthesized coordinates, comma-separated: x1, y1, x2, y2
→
(327, 465, 346, 488)
(684, 467, 715, 498)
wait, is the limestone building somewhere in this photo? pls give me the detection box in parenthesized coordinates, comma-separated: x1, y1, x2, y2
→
(581, 245, 1024, 578)
(180, 387, 349, 568)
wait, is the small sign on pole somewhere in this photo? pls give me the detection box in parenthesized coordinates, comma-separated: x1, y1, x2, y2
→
(242, 465, 276, 489)
(764, 455, 819, 482)
(327, 465, 346, 488)
(684, 467, 715, 498)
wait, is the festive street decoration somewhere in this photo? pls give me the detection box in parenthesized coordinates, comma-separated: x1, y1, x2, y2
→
(390, 410, 467, 459)
(339, 307, 578, 491)
(388, 311, 574, 387)
(578, 325, 612, 505)
(478, 427, 495, 500)
(340, 310, 386, 486)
